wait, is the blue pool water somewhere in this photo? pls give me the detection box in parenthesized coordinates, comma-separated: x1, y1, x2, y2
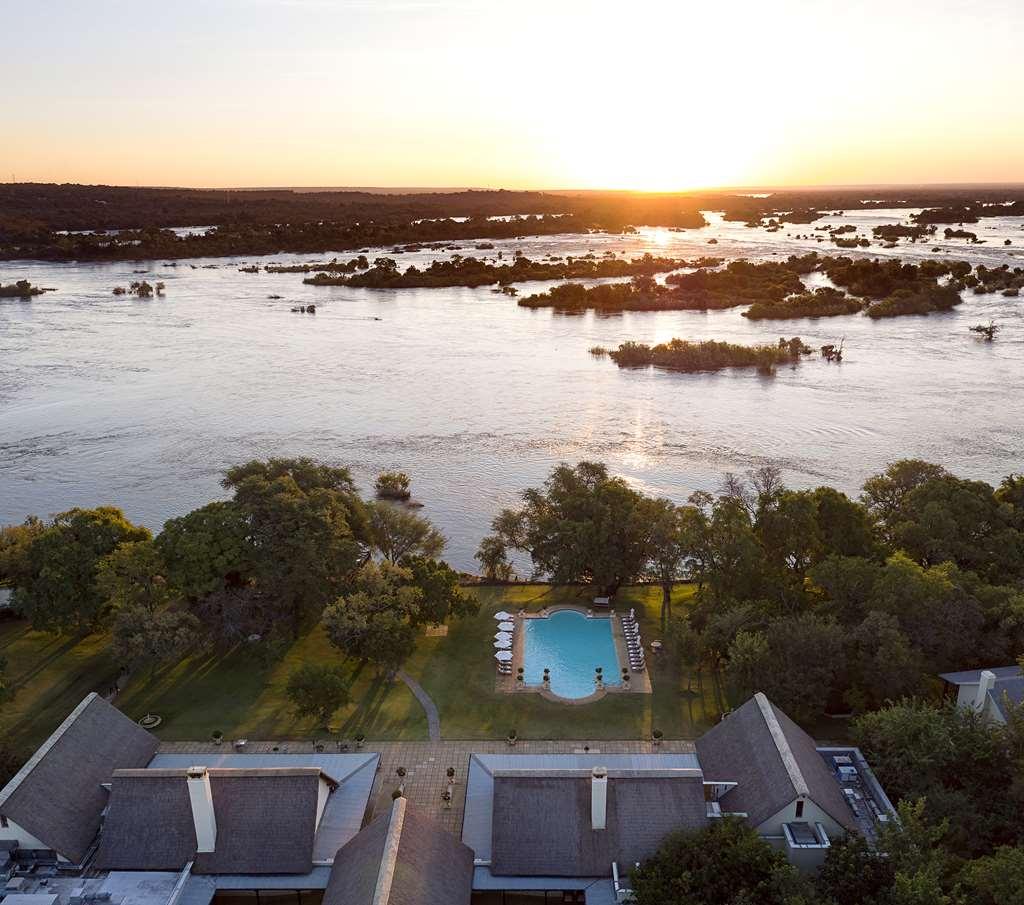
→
(523, 610, 621, 699)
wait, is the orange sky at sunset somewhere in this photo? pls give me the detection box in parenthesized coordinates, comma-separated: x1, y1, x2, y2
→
(4, 0, 1023, 190)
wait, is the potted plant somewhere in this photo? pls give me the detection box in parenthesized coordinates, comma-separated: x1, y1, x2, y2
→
(595, 667, 604, 689)
(652, 728, 663, 747)
(355, 733, 365, 750)
(507, 728, 518, 747)
(447, 766, 456, 780)
(396, 767, 407, 779)
(211, 730, 224, 746)
(391, 788, 403, 800)
(542, 668, 551, 689)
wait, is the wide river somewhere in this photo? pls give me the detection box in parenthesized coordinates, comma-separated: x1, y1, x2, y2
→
(2, 210, 1023, 571)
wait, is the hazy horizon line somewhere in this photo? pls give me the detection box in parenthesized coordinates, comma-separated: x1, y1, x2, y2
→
(10, 180, 1024, 195)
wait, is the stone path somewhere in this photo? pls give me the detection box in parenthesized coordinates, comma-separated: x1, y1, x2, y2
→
(397, 669, 441, 741)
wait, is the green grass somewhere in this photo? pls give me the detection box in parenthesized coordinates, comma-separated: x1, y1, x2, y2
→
(0, 584, 725, 748)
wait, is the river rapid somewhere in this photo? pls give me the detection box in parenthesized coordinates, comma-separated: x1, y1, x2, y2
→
(2, 209, 1023, 570)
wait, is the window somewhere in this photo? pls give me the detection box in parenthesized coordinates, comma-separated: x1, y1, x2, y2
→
(0, 815, 8, 828)
(795, 801, 804, 819)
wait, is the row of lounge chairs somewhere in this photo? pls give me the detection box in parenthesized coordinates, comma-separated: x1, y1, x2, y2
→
(620, 613, 646, 672)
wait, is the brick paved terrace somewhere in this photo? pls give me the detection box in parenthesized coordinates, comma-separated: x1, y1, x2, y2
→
(159, 737, 697, 836)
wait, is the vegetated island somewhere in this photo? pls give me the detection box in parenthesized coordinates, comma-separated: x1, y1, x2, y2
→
(521, 254, 985, 319)
(302, 252, 722, 289)
(0, 280, 52, 298)
(593, 337, 812, 375)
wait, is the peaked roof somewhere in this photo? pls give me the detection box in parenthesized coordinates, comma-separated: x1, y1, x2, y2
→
(989, 677, 1024, 721)
(939, 665, 1022, 685)
(323, 798, 474, 905)
(490, 771, 707, 877)
(696, 693, 856, 833)
(96, 768, 335, 874)
(0, 693, 159, 862)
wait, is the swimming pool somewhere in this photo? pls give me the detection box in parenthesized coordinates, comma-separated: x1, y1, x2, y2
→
(522, 610, 621, 700)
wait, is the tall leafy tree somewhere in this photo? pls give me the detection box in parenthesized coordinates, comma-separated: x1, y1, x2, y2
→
(480, 462, 655, 595)
(222, 458, 372, 635)
(646, 499, 689, 629)
(14, 507, 150, 633)
(727, 612, 845, 721)
(630, 817, 811, 905)
(321, 561, 421, 675)
(97, 539, 200, 673)
(285, 663, 350, 726)
(403, 556, 478, 625)
(369, 502, 446, 564)
(0, 516, 44, 588)
(157, 501, 255, 600)
(861, 458, 949, 538)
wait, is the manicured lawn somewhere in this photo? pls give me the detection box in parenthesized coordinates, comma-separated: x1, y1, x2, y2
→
(0, 584, 725, 749)
(410, 584, 725, 740)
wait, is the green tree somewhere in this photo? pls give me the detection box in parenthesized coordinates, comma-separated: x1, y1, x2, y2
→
(854, 702, 1024, 856)
(630, 817, 810, 905)
(755, 489, 822, 579)
(96, 540, 172, 613)
(285, 663, 351, 726)
(475, 534, 514, 581)
(726, 612, 844, 721)
(403, 556, 478, 625)
(861, 459, 949, 538)
(14, 507, 150, 633)
(845, 611, 924, 711)
(815, 835, 895, 905)
(481, 461, 654, 596)
(321, 561, 422, 675)
(664, 615, 702, 691)
(811, 485, 880, 559)
(223, 458, 372, 636)
(893, 474, 1024, 583)
(369, 502, 446, 564)
(646, 499, 689, 629)
(110, 606, 201, 674)
(0, 516, 44, 587)
(157, 501, 255, 600)
(958, 845, 1024, 905)
(374, 470, 411, 500)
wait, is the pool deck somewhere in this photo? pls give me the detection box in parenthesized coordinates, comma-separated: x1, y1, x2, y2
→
(495, 604, 652, 702)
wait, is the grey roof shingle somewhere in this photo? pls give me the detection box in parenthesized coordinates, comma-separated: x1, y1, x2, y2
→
(489, 772, 707, 877)
(0, 693, 159, 862)
(990, 677, 1024, 720)
(939, 665, 1022, 685)
(324, 798, 474, 905)
(695, 693, 857, 833)
(95, 768, 334, 874)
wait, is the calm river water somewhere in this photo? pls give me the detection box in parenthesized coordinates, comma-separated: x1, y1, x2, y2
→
(2, 210, 1023, 570)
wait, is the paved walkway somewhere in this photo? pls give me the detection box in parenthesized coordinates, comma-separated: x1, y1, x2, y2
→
(397, 669, 441, 742)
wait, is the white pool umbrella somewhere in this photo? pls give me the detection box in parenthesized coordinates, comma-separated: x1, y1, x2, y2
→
(494, 639, 512, 649)
(495, 631, 513, 641)
(494, 611, 514, 620)
(495, 650, 513, 662)
(497, 621, 515, 631)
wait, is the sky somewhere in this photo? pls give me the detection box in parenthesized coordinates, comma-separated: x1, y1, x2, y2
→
(3, 0, 1023, 191)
